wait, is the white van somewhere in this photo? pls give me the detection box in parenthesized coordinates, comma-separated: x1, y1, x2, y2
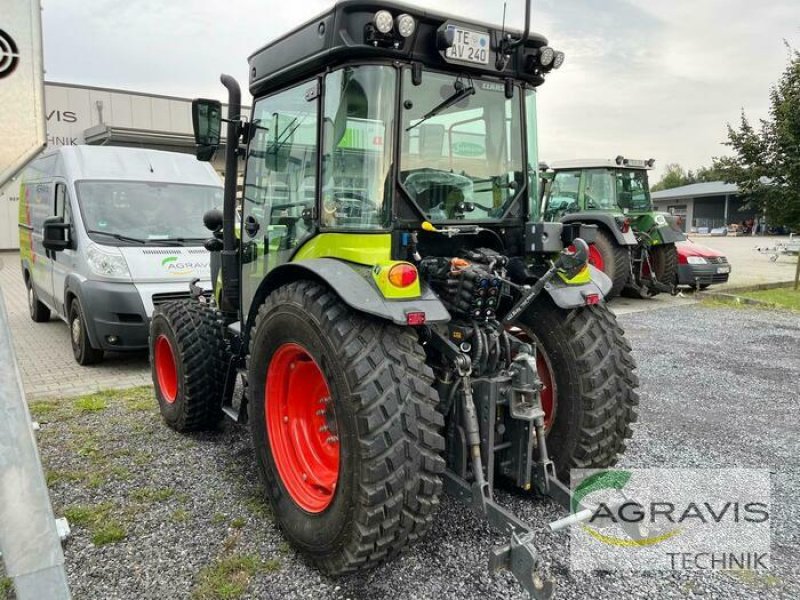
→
(18, 146, 222, 364)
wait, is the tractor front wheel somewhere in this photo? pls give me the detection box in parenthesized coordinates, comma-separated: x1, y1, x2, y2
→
(149, 300, 225, 431)
(248, 281, 445, 575)
(514, 297, 639, 480)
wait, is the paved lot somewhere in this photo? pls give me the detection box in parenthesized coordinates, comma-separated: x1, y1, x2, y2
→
(0, 251, 150, 400)
(687, 234, 798, 289)
(18, 302, 799, 599)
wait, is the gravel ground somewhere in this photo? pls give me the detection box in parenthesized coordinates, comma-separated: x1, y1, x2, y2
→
(4, 303, 799, 600)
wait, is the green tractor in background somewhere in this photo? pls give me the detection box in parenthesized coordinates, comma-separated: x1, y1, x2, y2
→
(148, 2, 639, 597)
(541, 157, 686, 298)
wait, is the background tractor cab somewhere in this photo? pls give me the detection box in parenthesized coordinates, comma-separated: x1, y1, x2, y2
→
(151, 3, 639, 599)
(541, 156, 686, 298)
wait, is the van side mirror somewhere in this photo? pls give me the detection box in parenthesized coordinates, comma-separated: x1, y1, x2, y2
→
(192, 98, 222, 161)
(43, 216, 71, 252)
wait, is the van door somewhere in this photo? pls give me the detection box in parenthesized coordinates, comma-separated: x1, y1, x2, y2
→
(51, 181, 76, 318)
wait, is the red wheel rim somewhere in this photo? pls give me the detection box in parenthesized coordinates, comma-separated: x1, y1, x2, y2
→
(587, 244, 605, 272)
(266, 343, 339, 513)
(536, 349, 557, 431)
(154, 334, 178, 404)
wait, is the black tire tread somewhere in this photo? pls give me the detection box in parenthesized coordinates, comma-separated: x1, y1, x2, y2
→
(150, 300, 225, 431)
(251, 281, 445, 575)
(520, 299, 639, 476)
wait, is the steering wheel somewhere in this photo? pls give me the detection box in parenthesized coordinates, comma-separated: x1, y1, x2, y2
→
(323, 191, 378, 220)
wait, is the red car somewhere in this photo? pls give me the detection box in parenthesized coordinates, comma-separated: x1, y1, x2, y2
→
(675, 239, 731, 289)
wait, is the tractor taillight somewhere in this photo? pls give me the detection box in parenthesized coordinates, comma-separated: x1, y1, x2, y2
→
(388, 263, 418, 287)
(584, 293, 601, 306)
(618, 218, 631, 234)
(406, 311, 426, 326)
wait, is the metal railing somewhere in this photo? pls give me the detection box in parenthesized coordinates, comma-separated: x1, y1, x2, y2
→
(0, 288, 71, 599)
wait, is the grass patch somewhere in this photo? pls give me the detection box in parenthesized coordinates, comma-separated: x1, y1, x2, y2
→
(739, 286, 800, 311)
(192, 555, 260, 600)
(172, 508, 189, 523)
(28, 400, 61, 417)
(1, 576, 12, 598)
(46, 469, 87, 486)
(132, 487, 175, 503)
(230, 517, 246, 529)
(725, 569, 782, 587)
(64, 502, 127, 546)
(244, 495, 272, 519)
(74, 395, 109, 412)
(263, 558, 281, 572)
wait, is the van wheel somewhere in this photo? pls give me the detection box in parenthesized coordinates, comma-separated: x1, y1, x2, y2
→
(26, 278, 50, 322)
(69, 299, 103, 365)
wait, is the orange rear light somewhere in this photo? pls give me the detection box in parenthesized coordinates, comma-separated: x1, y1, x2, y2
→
(388, 263, 418, 287)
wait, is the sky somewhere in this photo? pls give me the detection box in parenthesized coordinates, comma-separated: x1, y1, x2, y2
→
(40, 0, 800, 180)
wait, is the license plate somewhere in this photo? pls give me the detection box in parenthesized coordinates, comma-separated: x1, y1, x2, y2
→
(445, 25, 490, 65)
(717, 266, 730, 274)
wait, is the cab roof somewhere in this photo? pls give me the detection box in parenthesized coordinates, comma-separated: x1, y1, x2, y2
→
(24, 146, 222, 187)
(546, 159, 654, 171)
(248, 0, 552, 97)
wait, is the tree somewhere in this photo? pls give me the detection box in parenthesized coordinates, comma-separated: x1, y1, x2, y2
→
(651, 163, 688, 191)
(714, 46, 800, 230)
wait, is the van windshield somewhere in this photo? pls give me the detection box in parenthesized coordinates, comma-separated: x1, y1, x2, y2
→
(76, 181, 222, 245)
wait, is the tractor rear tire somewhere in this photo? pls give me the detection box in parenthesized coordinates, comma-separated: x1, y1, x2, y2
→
(515, 296, 639, 480)
(651, 243, 678, 285)
(248, 281, 445, 575)
(150, 300, 225, 431)
(590, 229, 631, 298)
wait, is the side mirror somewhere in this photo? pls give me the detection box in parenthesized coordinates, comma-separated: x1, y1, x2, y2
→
(43, 216, 71, 252)
(191, 98, 222, 161)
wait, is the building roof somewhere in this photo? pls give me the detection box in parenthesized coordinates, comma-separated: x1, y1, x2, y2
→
(651, 181, 738, 201)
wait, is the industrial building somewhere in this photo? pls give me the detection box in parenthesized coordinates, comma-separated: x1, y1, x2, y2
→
(0, 81, 245, 249)
(651, 182, 761, 233)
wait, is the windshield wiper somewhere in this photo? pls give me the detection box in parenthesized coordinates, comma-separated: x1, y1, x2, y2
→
(406, 84, 476, 132)
(86, 230, 177, 246)
(86, 229, 149, 245)
(153, 237, 208, 246)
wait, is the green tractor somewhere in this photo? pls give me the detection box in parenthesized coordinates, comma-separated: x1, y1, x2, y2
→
(149, 2, 639, 597)
(541, 157, 686, 298)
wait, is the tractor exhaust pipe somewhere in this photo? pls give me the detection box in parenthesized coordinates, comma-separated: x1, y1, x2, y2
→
(219, 73, 241, 315)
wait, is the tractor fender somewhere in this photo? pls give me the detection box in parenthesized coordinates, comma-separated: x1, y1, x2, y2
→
(654, 224, 686, 244)
(244, 259, 451, 339)
(561, 213, 638, 246)
(543, 265, 613, 308)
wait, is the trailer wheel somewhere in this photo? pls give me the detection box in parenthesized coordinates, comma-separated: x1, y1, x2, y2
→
(513, 297, 639, 480)
(69, 298, 103, 365)
(248, 281, 445, 575)
(26, 277, 50, 322)
(589, 229, 631, 298)
(149, 300, 225, 431)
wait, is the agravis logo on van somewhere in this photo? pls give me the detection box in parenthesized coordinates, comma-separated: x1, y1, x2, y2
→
(161, 255, 207, 276)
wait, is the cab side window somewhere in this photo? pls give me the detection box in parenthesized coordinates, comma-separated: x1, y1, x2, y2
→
(54, 183, 72, 225)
